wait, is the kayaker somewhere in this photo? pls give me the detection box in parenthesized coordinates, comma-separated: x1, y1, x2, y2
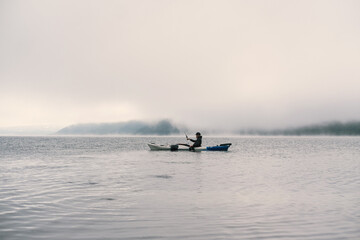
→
(187, 132, 202, 151)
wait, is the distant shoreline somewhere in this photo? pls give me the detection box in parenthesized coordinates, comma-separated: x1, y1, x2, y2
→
(1, 120, 360, 136)
(57, 120, 360, 136)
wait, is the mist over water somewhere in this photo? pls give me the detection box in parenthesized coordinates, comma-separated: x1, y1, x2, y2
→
(1, 1, 360, 129)
(1, 136, 359, 240)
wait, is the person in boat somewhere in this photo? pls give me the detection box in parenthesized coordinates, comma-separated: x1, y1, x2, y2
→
(187, 132, 202, 151)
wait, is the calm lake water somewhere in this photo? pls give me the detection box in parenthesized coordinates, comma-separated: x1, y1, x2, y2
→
(1, 136, 359, 240)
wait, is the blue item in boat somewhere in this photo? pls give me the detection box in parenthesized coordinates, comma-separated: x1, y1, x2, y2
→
(206, 144, 231, 151)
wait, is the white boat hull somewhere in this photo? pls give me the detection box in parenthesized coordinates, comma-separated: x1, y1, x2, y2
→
(147, 143, 206, 151)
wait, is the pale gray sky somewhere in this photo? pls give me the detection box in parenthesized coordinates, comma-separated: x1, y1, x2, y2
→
(1, 0, 360, 131)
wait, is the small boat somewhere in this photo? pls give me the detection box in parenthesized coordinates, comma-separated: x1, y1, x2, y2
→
(147, 143, 232, 152)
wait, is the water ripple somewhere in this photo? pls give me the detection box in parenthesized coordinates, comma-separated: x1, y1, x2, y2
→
(1, 136, 359, 240)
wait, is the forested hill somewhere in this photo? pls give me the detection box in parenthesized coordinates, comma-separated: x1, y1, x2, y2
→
(238, 121, 360, 136)
(57, 120, 180, 135)
(57, 120, 360, 136)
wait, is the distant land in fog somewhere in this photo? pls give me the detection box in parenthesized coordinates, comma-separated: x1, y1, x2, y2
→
(56, 120, 360, 136)
(57, 120, 181, 135)
(238, 121, 360, 136)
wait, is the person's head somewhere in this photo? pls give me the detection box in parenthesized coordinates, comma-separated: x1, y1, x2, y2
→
(196, 132, 201, 138)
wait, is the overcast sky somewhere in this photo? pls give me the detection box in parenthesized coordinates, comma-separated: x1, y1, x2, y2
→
(1, 0, 360, 131)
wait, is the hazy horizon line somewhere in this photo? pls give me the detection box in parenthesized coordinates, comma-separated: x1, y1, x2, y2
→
(1, 119, 360, 136)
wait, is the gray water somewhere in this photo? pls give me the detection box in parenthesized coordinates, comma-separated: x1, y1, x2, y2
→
(1, 136, 359, 240)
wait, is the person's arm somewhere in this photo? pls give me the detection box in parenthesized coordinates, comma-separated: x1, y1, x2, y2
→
(189, 139, 196, 142)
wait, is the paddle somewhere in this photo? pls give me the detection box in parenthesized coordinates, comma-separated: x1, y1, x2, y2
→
(175, 133, 190, 147)
(177, 143, 190, 147)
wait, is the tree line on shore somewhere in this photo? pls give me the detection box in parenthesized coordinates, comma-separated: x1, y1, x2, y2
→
(57, 120, 360, 136)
